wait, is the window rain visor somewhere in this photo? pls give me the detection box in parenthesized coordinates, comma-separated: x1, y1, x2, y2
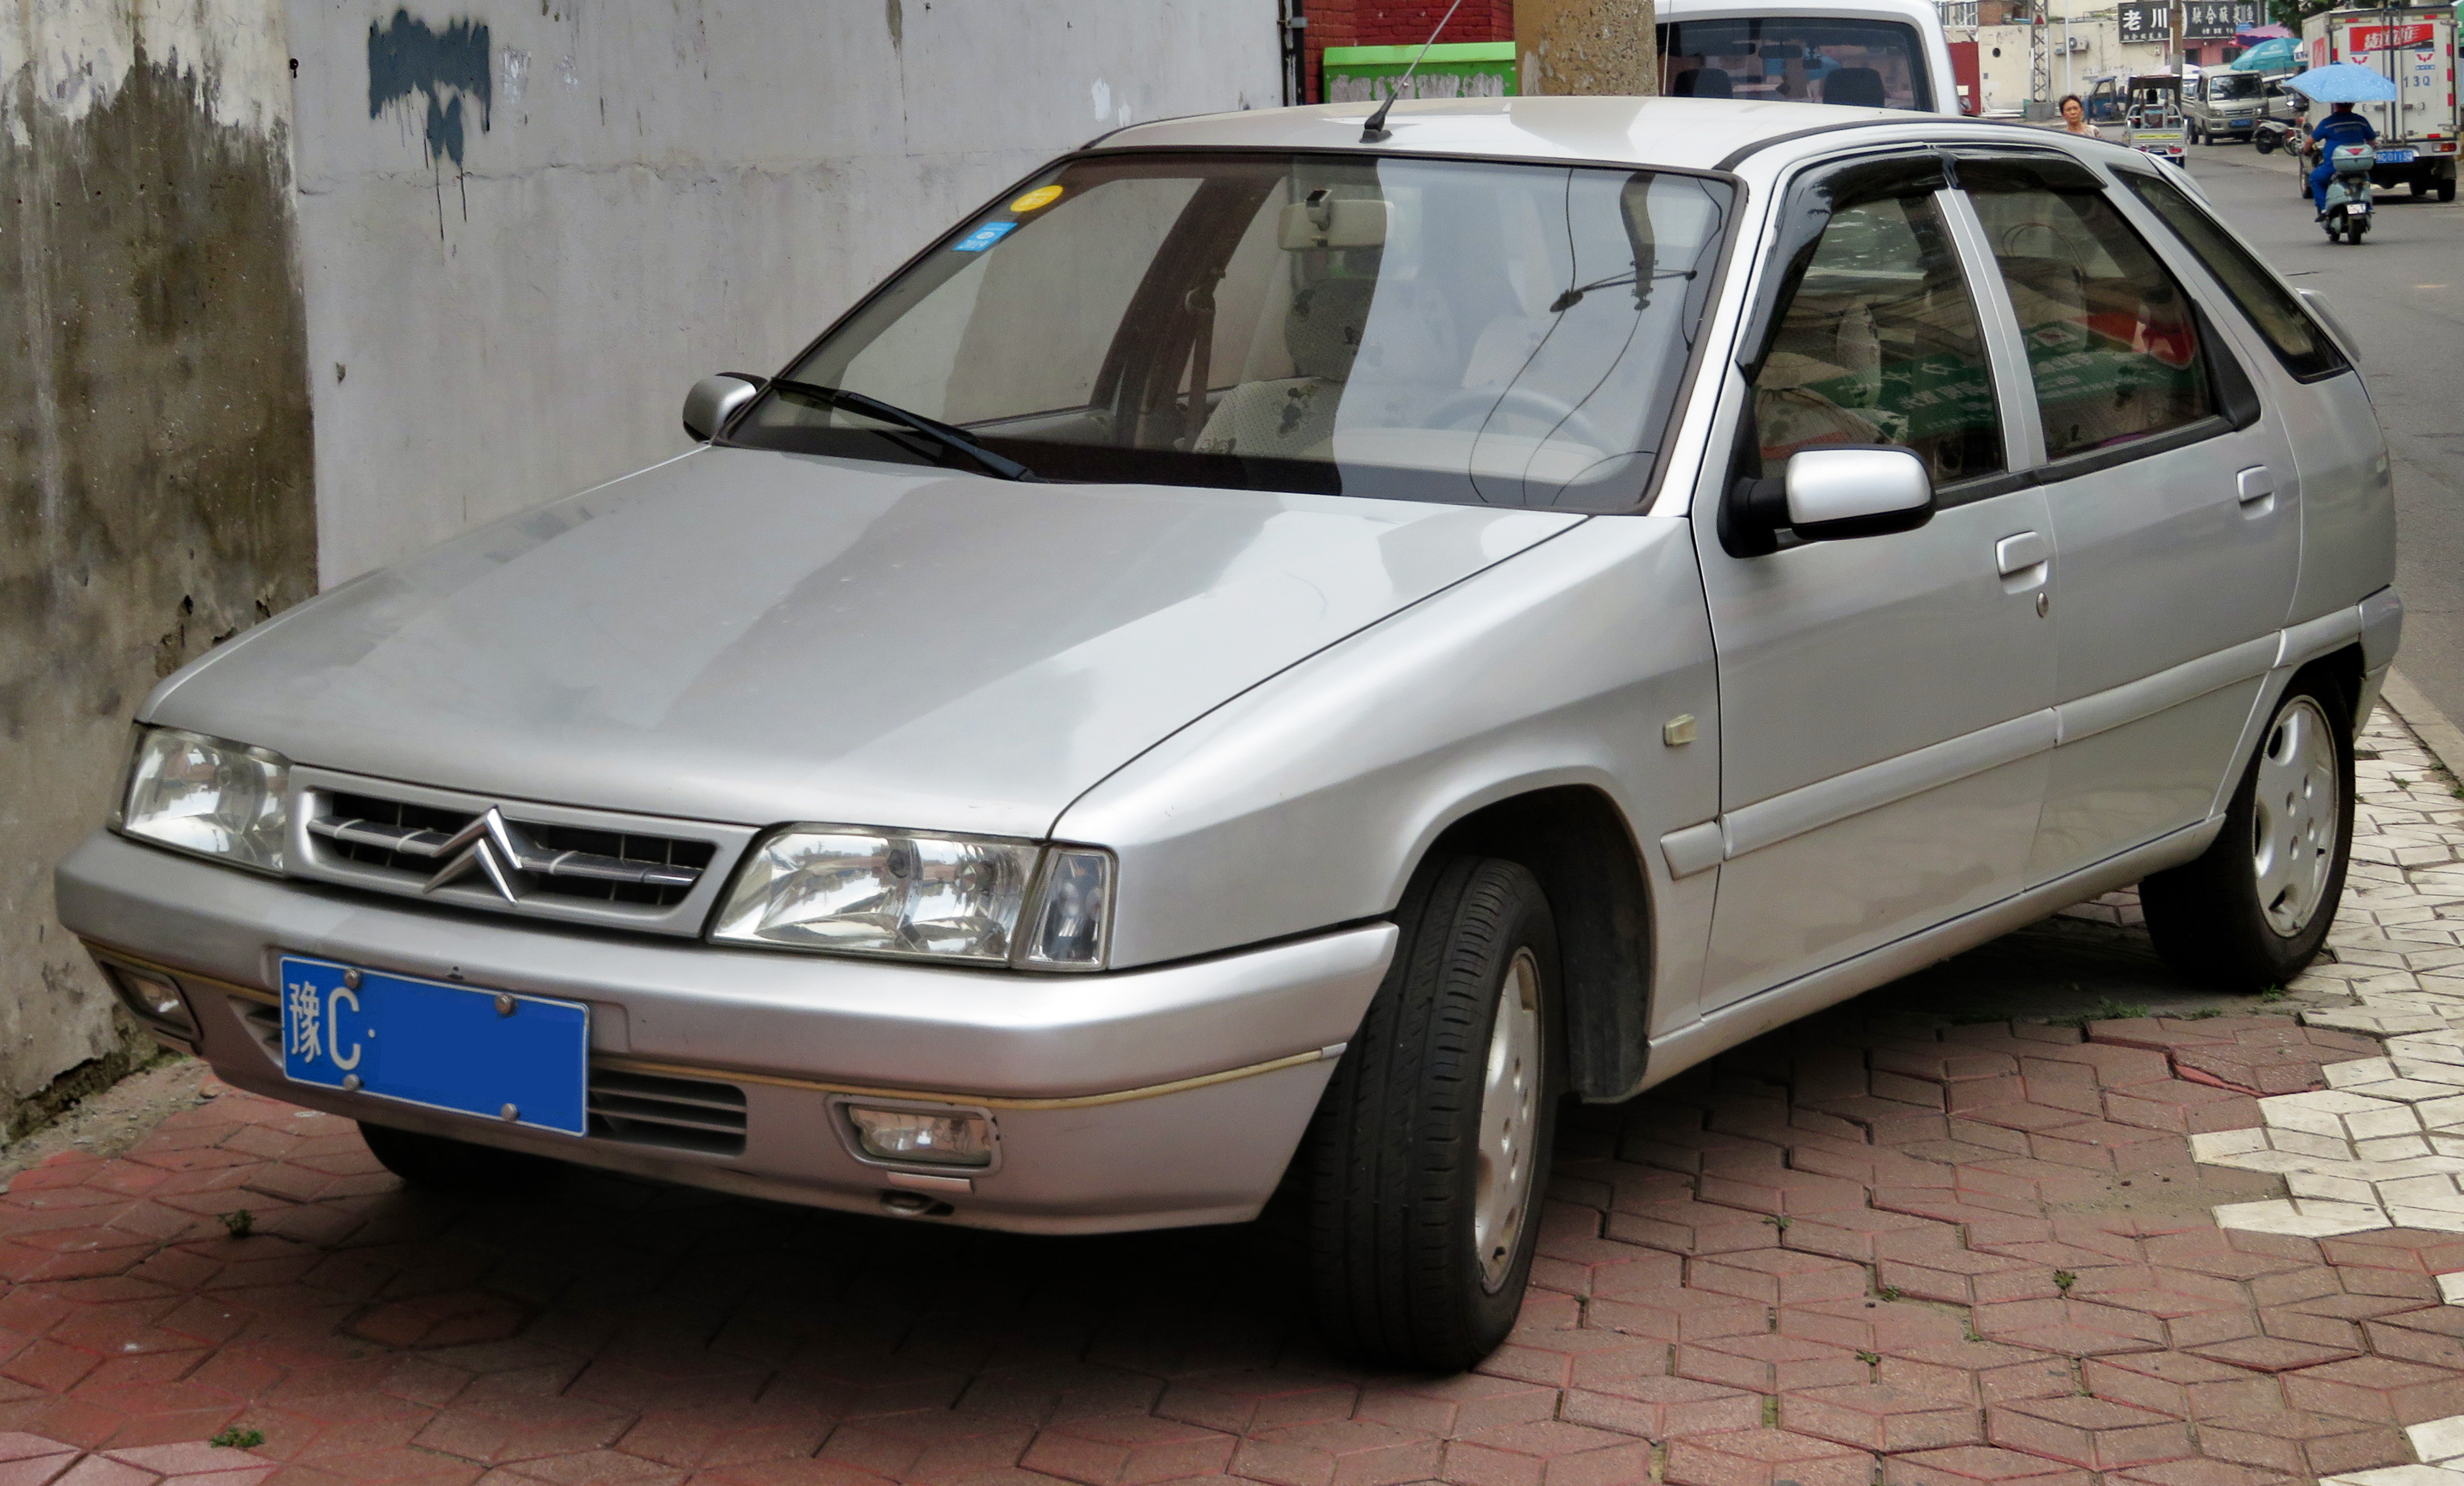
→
(728, 153, 1734, 511)
(119, 727, 290, 873)
(1660, 19, 1932, 110)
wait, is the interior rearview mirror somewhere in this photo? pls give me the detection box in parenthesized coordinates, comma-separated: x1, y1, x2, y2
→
(1722, 445, 1934, 556)
(683, 373, 766, 443)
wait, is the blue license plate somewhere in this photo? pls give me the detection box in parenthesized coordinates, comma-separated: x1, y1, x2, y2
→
(278, 957, 588, 1135)
(2382, 148, 2417, 163)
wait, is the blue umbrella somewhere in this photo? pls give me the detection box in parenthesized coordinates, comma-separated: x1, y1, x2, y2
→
(2283, 62, 2401, 101)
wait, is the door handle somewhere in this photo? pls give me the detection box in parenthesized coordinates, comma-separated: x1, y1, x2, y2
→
(2236, 466, 2276, 506)
(1996, 531, 2048, 577)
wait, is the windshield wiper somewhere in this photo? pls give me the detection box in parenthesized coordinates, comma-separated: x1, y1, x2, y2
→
(768, 379, 1039, 481)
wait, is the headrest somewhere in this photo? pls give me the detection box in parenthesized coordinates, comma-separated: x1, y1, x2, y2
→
(1826, 68, 1886, 108)
(1285, 278, 1375, 382)
(1674, 67, 1735, 99)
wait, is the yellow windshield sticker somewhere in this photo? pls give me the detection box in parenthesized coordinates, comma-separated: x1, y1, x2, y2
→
(1009, 184, 1064, 213)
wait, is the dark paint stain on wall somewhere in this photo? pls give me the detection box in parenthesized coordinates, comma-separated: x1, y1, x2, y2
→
(1, 47, 315, 1104)
(368, 9, 492, 165)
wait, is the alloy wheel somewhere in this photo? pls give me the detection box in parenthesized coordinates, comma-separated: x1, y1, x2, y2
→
(2252, 696, 2340, 938)
(1472, 949, 1543, 1293)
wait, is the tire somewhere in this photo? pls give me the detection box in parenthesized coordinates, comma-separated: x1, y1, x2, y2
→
(359, 1120, 560, 1193)
(2142, 679, 2354, 990)
(2442, 178, 2458, 202)
(1306, 856, 1561, 1372)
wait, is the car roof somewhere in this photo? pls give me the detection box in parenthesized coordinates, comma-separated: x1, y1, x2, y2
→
(1096, 96, 2101, 178)
(1656, 0, 1945, 25)
(1099, 96, 1909, 173)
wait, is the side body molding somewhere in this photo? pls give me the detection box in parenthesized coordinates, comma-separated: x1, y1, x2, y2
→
(1662, 597, 2382, 871)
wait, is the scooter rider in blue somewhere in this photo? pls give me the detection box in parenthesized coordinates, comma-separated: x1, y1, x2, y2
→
(2309, 100, 2379, 217)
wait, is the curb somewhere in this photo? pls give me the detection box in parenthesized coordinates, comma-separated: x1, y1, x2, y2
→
(2378, 666, 2464, 784)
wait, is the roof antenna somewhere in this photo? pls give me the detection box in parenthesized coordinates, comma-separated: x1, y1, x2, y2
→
(1361, 0, 1469, 142)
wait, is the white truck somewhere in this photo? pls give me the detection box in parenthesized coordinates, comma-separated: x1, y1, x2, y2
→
(2299, 5, 2459, 200)
(1657, 0, 1960, 114)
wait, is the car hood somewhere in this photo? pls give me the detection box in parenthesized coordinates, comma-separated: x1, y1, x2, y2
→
(148, 448, 1582, 838)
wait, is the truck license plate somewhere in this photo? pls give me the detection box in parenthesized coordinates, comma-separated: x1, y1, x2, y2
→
(278, 957, 589, 1135)
(2381, 148, 2416, 163)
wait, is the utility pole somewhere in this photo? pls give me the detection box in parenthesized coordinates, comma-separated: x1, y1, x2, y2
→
(1516, 0, 1660, 94)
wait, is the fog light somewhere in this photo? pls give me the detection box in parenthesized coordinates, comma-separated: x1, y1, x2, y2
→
(103, 966, 194, 1035)
(843, 1104, 994, 1167)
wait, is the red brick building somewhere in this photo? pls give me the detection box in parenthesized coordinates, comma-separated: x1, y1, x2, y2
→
(1305, 2, 1517, 101)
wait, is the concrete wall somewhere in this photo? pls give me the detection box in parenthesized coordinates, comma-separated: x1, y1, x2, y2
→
(292, 0, 1286, 583)
(2, 0, 318, 1114)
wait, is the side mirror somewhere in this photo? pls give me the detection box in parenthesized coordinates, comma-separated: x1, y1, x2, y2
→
(683, 373, 767, 442)
(1722, 445, 1934, 556)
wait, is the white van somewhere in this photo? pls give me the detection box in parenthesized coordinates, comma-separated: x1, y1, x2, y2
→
(1658, 0, 1961, 115)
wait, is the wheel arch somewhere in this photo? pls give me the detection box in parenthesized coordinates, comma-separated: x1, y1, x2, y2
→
(2292, 642, 2367, 733)
(1422, 785, 1655, 1103)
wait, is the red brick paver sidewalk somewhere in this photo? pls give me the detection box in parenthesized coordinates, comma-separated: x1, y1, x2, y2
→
(0, 1004, 2424, 1486)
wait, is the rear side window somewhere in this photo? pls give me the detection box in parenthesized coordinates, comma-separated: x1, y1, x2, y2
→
(2111, 167, 2351, 382)
(1961, 158, 2212, 461)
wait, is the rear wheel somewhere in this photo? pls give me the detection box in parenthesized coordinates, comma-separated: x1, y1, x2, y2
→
(1306, 856, 1560, 1372)
(2142, 680, 2353, 990)
(2441, 177, 2457, 202)
(360, 1121, 560, 1193)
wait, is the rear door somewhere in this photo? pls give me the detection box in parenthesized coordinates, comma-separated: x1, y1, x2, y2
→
(1691, 152, 2056, 1009)
(1950, 151, 2300, 885)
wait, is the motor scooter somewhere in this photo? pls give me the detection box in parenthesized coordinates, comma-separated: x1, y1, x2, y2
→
(2253, 116, 2296, 154)
(2320, 141, 2376, 243)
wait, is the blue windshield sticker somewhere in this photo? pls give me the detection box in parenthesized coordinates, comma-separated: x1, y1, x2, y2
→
(952, 222, 1018, 253)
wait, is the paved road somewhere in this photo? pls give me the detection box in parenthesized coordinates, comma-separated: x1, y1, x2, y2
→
(2181, 142, 2464, 723)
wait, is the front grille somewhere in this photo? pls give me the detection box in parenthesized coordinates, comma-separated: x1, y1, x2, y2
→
(238, 998, 283, 1067)
(312, 792, 716, 909)
(588, 1068, 748, 1155)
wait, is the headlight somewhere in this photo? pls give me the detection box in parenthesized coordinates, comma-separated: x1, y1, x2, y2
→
(711, 827, 1112, 968)
(119, 727, 289, 873)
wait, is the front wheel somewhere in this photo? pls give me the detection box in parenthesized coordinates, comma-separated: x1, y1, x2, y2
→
(2142, 680, 2353, 989)
(1306, 856, 1561, 1371)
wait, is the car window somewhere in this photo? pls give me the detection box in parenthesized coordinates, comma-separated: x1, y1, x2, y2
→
(2110, 165, 2350, 382)
(1659, 17, 1930, 109)
(1747, 187, 2004, 486)
(1960, 158, 2213, 461)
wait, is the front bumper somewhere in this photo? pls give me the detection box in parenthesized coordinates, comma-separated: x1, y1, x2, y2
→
(58, 832, 1395, 1234)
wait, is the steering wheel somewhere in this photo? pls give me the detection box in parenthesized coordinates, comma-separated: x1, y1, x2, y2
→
(1422, 386, 1614, 454)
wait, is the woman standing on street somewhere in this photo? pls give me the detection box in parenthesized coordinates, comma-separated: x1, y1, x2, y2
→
(2056, 92, 2131, 144)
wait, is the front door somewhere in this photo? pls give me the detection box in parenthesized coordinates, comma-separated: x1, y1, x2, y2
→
(1951, 153, 2302, 885)
(1692, 154, 2056, 1010)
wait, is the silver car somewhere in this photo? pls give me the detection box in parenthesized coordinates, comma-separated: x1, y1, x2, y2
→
(57, 97, 2394, 1370)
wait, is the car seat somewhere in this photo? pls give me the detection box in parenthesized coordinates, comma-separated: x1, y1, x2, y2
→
(1194, 277, 1374, 458)
(1824, 67, 1887, 108)
(1671, 67, 1735, 99)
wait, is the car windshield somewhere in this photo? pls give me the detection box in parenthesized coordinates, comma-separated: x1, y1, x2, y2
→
(1659, 18, 1932, 109)
(728, 152, 1734, 510)
(2210, 74, 2262, 99)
